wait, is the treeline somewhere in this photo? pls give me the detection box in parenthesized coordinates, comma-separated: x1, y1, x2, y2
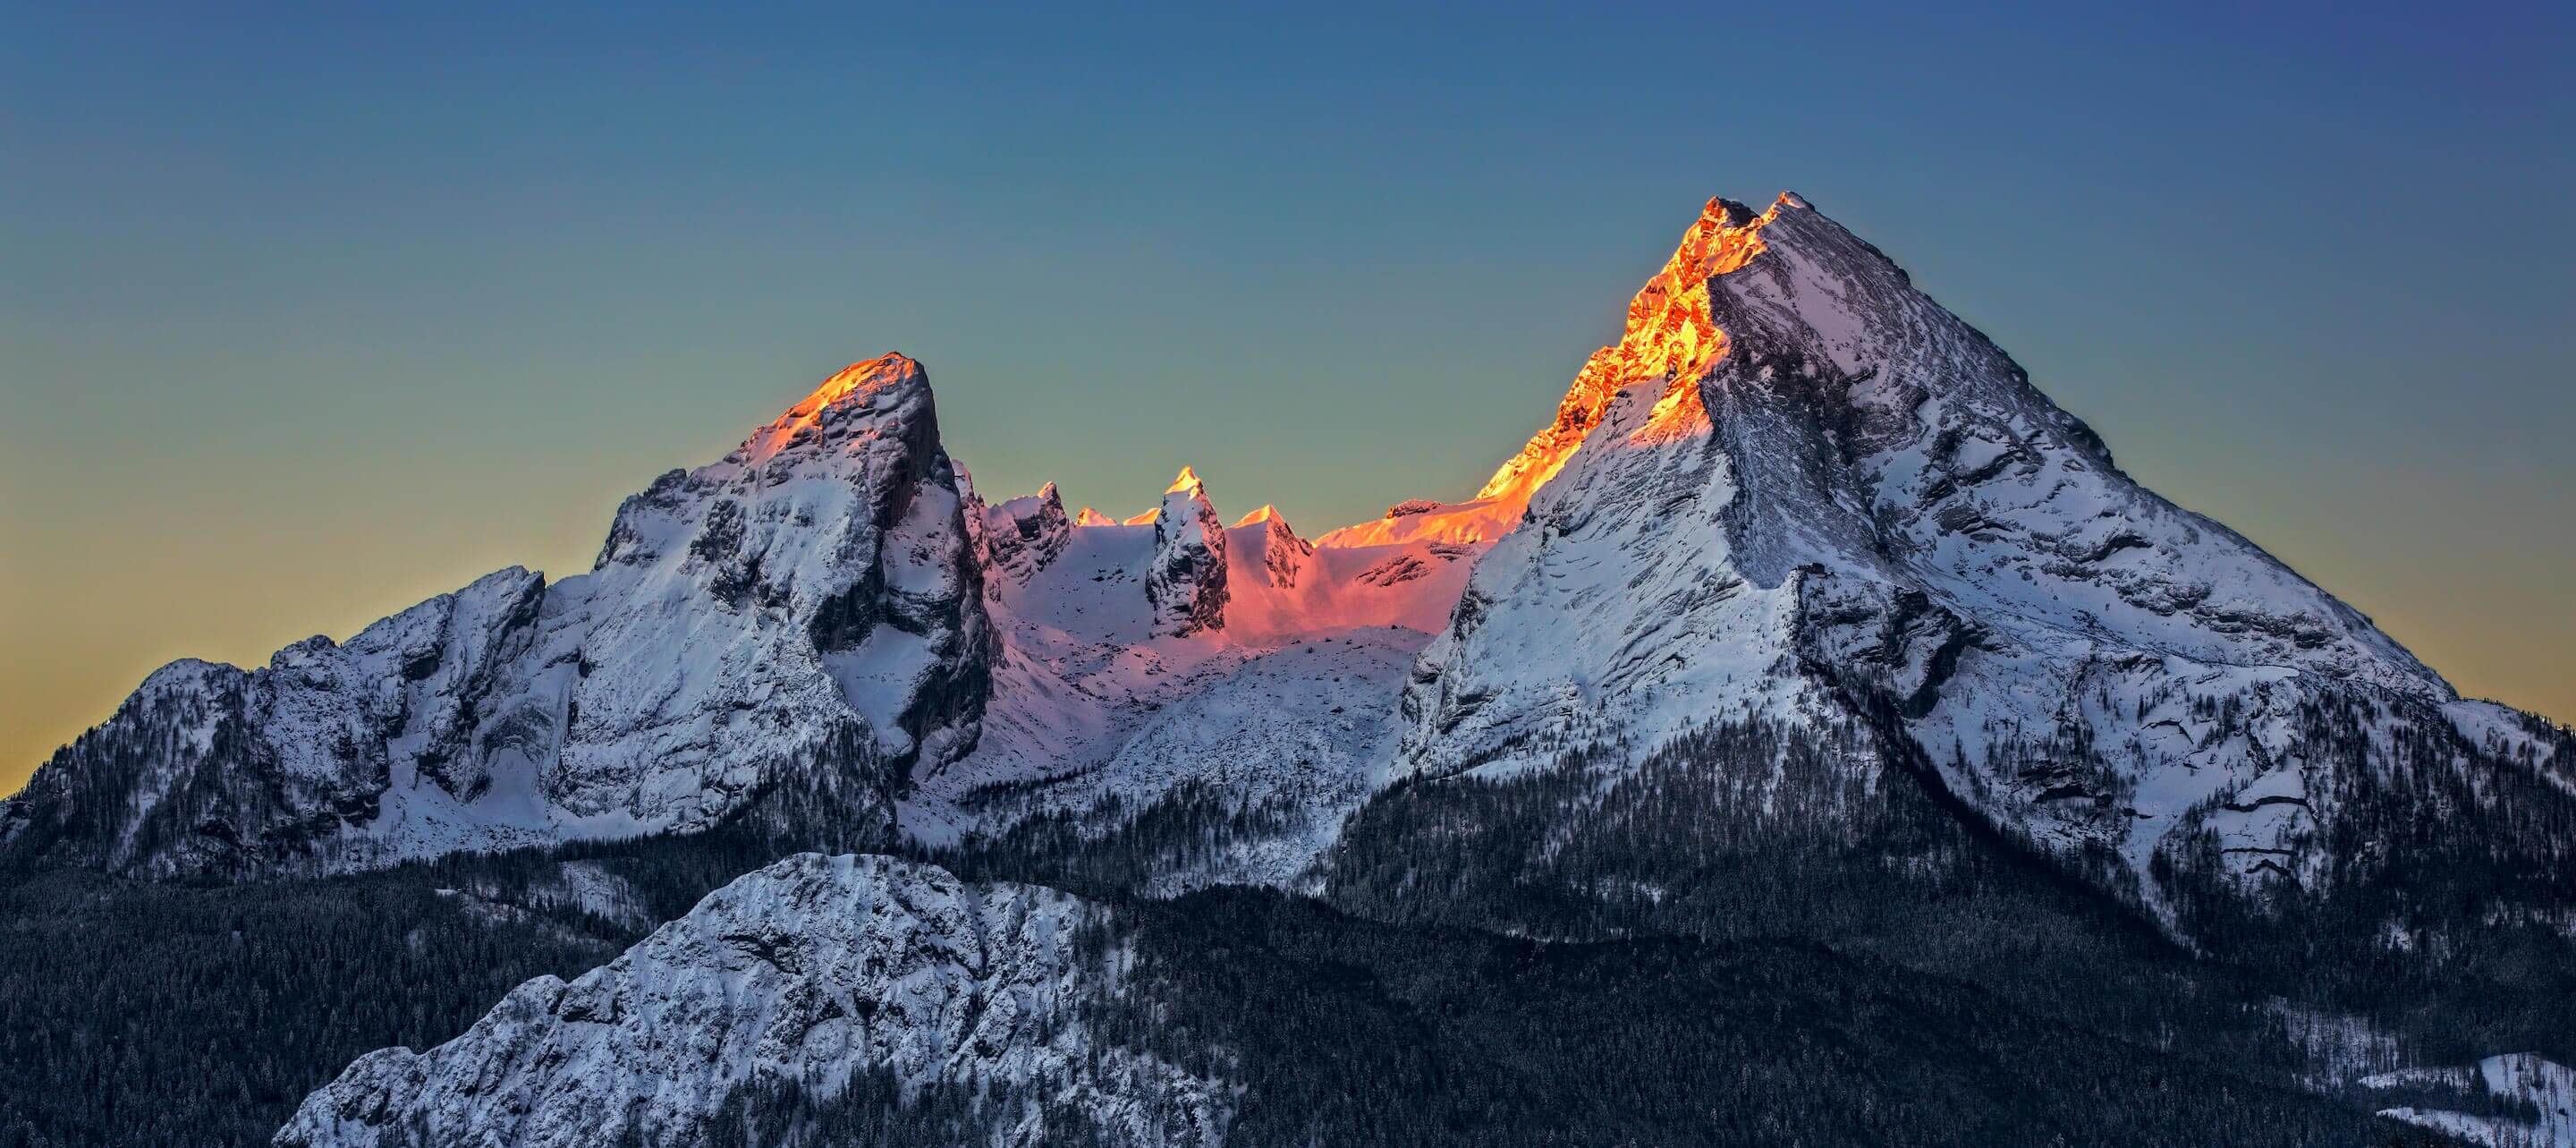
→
(0, 826, 817, 1148)
(1085, 887, 2418, 1147)
(2158, 691, 2576, 1066)
(6, 701, 2564, 1144)
(0, 864, 609, 1147)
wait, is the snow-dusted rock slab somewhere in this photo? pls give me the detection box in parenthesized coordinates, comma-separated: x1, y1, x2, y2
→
(276, 854, 1231, 1148)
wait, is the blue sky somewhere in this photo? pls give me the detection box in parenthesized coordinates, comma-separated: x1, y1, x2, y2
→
(4, 0, 2572, 784)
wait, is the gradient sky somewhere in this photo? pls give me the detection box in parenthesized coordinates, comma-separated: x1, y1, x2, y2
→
(5, 1, 2572, 793)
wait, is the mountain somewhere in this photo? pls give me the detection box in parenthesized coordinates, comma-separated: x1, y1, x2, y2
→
(2, 354, 994, 878)
(1142, 468, 1230, 637)
(2, 362, 1483, 883)
(6, 189, 2574, 1147)
(10, 193, 2569, 922)
(1384, 192, 2576, 939)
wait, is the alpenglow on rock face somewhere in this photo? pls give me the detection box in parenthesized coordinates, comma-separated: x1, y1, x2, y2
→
(276, 854, 1232, 1148)
(1, 354, 994, 878)
(1395, 192, 2573, 925)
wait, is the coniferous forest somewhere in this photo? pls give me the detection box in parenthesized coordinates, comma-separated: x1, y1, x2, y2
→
(4, 718, 2550, 1148)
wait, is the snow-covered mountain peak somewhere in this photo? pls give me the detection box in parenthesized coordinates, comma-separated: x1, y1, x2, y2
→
(1397, 190, 2490, 910)
(1157, 467, 1219, 527)
(1073, 506, 1116, 527)
(1469, 193, 1785, 514)
(8, 353, 996, 877)
(1234, 505, 1312, 591)
(798, 353, 928, 418)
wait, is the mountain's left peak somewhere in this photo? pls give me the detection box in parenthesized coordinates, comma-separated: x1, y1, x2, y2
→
(738, 353, 936, 463)
(799, 352, 927, 413)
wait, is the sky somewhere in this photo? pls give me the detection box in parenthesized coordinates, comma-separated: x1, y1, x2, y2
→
(4, 1, 2572, 793)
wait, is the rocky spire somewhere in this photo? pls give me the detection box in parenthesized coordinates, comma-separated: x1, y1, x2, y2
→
(983, 481, 1072, 584)
(1145, 467, 1228, 635)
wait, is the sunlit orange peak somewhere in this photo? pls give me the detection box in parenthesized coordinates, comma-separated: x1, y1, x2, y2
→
(798, 353, 923, 415)
(1468, 194, 1794, 507)
(1166, 466, 1205, 496)
(740, 353, 926, 462)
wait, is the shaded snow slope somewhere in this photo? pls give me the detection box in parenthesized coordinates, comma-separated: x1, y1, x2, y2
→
(2365, 1054, 2576, 1147)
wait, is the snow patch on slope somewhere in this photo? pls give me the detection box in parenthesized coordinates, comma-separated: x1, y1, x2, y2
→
(2366, 1054, 2576, 1147)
